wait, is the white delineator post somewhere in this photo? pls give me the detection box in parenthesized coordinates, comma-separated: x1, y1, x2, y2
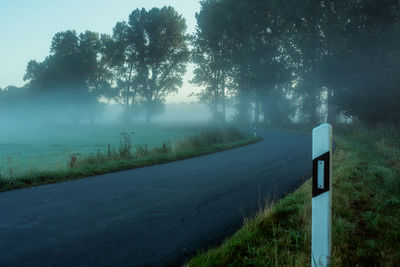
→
(312, 123, 332, 267)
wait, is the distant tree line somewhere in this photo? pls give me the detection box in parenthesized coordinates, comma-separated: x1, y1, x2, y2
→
(1, 1, 399, 125)
(192, 0, 400, 125)
(1, 6, 189, 123)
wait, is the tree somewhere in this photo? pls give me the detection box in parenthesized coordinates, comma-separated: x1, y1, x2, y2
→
(191, 0, 230, 122)
(192, 0, 294, 125)
(110, 7, 189, 122)
(25, 30, 102, 92)
(23, 30, 110, 123)
(291, 0, 325, 125)
(247, 0, 294, 125)
(222, 0, 257, 123)
(107, 21, 141, 122)
(330, 0, 400, 123)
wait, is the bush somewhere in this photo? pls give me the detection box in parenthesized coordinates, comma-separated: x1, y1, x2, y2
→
(175, 127, 245, 151)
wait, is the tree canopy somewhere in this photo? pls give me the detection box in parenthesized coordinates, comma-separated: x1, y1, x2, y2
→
(191, 0, 400, 125)
(2, 6, 189, 123)
(107, 6, 189, 122)
(1, 1, 399, 125)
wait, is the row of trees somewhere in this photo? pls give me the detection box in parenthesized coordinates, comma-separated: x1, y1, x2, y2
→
(192, 0, 400, 125)
(1, 1, 399, 125)
(1, 7, 189, 123)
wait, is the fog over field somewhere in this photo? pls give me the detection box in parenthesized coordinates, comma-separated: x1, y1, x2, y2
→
(1, 0, 399, 179)
(0, 100, 216, 178)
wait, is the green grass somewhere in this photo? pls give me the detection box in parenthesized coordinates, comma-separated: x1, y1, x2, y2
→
(186, 124, 400, 266)
(0, 127, 261, 192)
(0, 123, 197, 178)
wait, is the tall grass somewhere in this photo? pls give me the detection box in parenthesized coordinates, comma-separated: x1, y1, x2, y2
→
(175, 127, 245, 151)
(71, 127, 245, 168)
(0, 127, 259, 192)
(186, 124, 400, 266)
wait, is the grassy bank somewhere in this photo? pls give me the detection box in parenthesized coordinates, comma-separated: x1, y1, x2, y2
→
(0, 127, 261, 192)
(186, 124, 400, 266)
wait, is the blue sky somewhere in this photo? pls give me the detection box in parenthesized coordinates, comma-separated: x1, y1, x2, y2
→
(0, 0, 200, 103)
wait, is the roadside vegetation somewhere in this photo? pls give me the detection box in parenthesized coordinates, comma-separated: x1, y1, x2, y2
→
(0, 127, 261, 192)
(186, 124, 400, 266)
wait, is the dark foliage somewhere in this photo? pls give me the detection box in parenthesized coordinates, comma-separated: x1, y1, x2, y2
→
(192, 0, 400, 125)
(1, 1, 398, 125)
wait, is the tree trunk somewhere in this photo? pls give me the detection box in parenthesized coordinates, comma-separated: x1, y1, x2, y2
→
(310, 92, 317, 125)
(254, 100, 260, 124)
(326, 87, 336, 124)
(221, 78, 226, 123)
(209, 101, 218, 122)
(214, 100, 218, 122)
(238, 92, 249, 123)
(125, 86, 131, 123)
(145, 95, 153, 123)
(309, 77, 319, 126)
(237, 73, 250, 124)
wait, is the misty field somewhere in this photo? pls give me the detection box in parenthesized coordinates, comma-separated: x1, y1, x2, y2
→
(0, 123, 196, 178)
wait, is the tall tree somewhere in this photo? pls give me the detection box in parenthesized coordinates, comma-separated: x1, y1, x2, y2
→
(110, 7, 189, 122)
(191, 0, 230, 122)
(247, 0, 294, 125)
(24, 30, 110, 123)
(319, 0, 350, 124)
(293, 0, 325, 125)
(331, 0, 400, 123)
(193, 0, 295, 124)
(222, 0, 256, 123)
(107, 21, 142, 121)
(138, 7, 189, 122)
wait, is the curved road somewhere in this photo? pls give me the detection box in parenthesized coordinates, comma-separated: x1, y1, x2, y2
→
(0, 129, 311, 266)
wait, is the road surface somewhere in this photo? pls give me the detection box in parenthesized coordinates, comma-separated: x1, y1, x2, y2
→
(0, 129, 311, 266)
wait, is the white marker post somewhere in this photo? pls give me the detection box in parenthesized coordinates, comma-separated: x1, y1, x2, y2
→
(312, 123, 332, 267)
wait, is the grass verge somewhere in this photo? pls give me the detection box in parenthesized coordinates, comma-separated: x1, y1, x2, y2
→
(0, 127, 261, 192)
(186, 124, 400, 266)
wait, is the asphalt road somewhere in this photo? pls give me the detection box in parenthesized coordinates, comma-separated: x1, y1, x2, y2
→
(0, 129, 312, 267)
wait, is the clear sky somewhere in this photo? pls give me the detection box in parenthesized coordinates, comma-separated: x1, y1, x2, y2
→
(0, 0, 201, 103)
